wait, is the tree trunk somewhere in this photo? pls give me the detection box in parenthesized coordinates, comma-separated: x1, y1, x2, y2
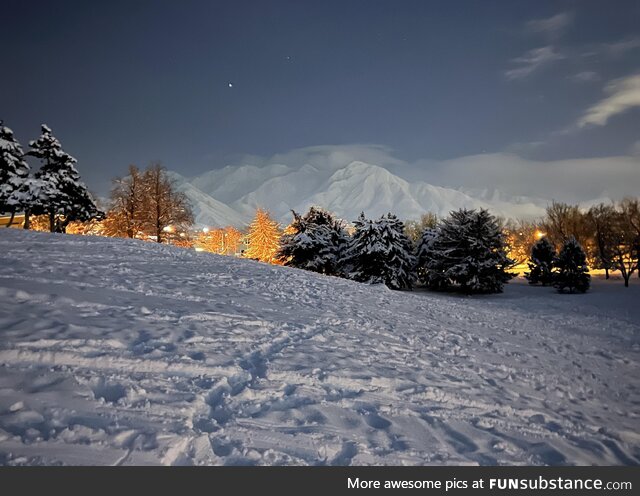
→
(605, 267, 609, 279)
(5, 211, 15, 228)
(23, 209, 30, 229)
(624, 275, 629, 287)
(49, 210, 56, 232)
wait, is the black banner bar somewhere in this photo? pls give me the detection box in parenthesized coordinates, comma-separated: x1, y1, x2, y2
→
(0, 466, 638, 495)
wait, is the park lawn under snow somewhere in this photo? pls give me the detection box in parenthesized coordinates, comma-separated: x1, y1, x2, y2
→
(0, 230, 638, 466)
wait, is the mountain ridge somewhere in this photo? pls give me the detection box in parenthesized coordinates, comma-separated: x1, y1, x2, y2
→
(171, 160, 557, 228)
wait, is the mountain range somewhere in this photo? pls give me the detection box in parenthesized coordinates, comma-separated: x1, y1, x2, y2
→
(169, 160, 597, 228)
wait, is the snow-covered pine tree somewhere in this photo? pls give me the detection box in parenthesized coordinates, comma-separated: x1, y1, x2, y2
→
(415, 226, 443, 288)
(0, 122, 31, 226)
(343, 212, 415, 289)
(553, 237, 591, 293)
(277, 207, 347, 275)
(244, 208, 282, 264)
(421, 208, 514, 293)
(28, 125, 103, 232)
(377, 213, 416, 289)
(343, 212, 385, 285)
(525, 237, 556, 285)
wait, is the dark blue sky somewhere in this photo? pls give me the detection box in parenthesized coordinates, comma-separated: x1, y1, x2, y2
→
(2, 0, 639, 194)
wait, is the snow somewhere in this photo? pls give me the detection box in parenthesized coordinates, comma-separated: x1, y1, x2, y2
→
(0, 229, 638, 466)
(171, 160, 550, 228)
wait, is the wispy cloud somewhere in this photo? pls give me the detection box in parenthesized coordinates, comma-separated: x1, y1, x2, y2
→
(583, 37, 640, 58)
(569, 71, 600, 83)
(505, 46, 564, 81)
(578, 73, 640, 127)
(525, 12, 574, 40)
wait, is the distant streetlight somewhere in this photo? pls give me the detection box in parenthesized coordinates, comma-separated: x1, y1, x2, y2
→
(202, 227, 209, 233)
(535, 230, 545, 239)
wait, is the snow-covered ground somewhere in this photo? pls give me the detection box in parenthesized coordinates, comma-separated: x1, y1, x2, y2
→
(0, 229, 638, 466)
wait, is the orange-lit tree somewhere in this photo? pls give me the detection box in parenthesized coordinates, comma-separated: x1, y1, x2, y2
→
(196, 226, 243, 255)
(244, 209, 282, 264)
(222, 226, 243, 255)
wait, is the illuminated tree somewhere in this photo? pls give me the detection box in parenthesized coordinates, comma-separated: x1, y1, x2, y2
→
(140, 163, 193, 243)
(107, 165, 145, 238)
(586, 203, 617, 279)
(196, 226, 243, 255)
(404, 212, 438, 244)
(609, 200, 639, 287)
(222, 226, 243, 255)
(244, 208, 282, 263)
(503, 219, 541, 266)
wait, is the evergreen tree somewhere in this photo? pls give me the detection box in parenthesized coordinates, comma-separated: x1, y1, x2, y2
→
(244, 208, 282, 264)
(415, 227, 442, 288)
(525, 237, 556, 285)
(344, 212, 415, 289)
(0, 122, 31, 226)
(420, 208, 514, 293)
(278, 206, 348, 275)
(553, 237, 590, 293)
(28, 125, 103, 232)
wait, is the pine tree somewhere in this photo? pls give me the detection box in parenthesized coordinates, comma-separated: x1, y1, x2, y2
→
(28, 125, 103, 232)
(343, 212, 415, 289)
(415, 227, 441, 287)
(525, 237, 556, 285)
(378, 213, 416, 289)
(553, 237, 590, 293)
(0, 122, 31, 227)
(244, 208, 282, 264)
(420, 208, 514, 293)
(277, 206, 348, 275)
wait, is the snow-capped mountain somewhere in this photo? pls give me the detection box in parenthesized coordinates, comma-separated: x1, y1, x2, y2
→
(171, 160, 549, 228)
(168, 171, 249, 227)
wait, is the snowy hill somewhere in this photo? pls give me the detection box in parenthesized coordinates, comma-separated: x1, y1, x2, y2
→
(0, 230, 638, 466)
(172, 160, 548, 228)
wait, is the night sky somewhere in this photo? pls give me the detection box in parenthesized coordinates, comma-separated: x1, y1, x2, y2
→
(1, 0, 639, 195)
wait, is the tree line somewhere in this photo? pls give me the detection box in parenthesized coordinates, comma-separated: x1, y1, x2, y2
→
(0, 122, 103, 232)
(3, 119, 637, 290)
(506, 200, 640, 287)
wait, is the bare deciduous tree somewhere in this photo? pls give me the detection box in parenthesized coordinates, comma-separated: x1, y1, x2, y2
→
(106, 165, 144, 238)
(141, 163, 193, 243)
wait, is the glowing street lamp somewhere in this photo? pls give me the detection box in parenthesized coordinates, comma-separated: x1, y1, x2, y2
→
(535, 230, 545, 239)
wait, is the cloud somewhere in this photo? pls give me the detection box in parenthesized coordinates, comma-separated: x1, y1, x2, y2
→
(224, 144, 640, 205)
(234, 143, 406, 172)
(577, 73, 640, 127)
(525, 12, 573, 39)
(583, 37, 640, 58)
(569, 71, 600, 83)
(504, 46, 564, 80)
(419, 152, 640, 204)
(630, 140, 640, 156)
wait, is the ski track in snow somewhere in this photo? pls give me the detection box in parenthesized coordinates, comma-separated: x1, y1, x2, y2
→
(0, 230, 638, 466)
